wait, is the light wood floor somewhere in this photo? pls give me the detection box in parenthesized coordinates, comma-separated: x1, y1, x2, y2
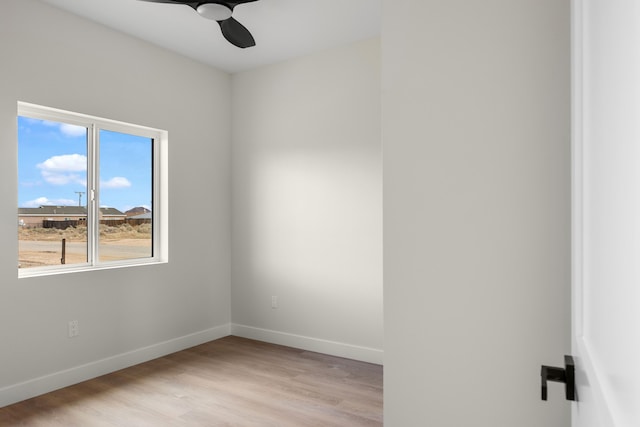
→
(0, 336, 382, 426)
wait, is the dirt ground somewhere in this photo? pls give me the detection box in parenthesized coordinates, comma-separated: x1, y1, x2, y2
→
(19, 249, 86, 268)
(18, 225, 152, 268)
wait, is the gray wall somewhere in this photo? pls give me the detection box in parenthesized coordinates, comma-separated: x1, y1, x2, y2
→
(1, 0, 231, 405)
(382, 0, 571, 425)
(231, 39, 383, 363)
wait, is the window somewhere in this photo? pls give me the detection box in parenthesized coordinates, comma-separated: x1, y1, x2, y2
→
(17, 102, 168, 277)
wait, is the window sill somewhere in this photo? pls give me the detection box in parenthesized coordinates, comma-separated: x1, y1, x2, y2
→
(18, 258, 168, 279)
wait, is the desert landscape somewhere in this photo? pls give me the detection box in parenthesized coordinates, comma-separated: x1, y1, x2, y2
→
(18, 224, 152, 268)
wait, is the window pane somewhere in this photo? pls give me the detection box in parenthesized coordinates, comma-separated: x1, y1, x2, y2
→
(98, 129, 153, 263)
(17, 117, 88, 269)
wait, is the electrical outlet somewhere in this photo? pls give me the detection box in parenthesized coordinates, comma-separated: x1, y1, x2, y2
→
(68, 320, 79, 338)
(271, 296, 278, 309)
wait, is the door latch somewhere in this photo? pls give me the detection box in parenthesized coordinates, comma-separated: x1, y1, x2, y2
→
(541, 355, 575, 401)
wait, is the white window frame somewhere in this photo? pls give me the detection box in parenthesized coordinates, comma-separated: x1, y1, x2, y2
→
(18, 102, 168, 278)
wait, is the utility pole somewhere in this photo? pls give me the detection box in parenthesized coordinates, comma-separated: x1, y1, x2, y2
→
(75, 191, 85, 207)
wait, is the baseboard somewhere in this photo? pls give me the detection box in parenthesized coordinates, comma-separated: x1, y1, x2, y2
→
(1, 323, 383, 408)
(0, 324, 231, 408)
(231, 324, 383, 365)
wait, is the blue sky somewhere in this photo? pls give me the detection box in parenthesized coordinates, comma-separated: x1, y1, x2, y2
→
(18, 117, 152, 213)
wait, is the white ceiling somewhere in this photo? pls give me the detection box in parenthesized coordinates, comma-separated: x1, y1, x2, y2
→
(39, 0, 381, 73)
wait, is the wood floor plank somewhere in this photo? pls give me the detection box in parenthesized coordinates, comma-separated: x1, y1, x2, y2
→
(0, 336, 382, 426)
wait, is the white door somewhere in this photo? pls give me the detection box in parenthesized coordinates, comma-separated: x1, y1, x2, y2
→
(572, 1, 640, 426)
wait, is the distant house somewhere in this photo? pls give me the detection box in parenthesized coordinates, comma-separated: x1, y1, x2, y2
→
(128, 212, 152, 220)
(18, 206, 87, 227)
(126, 211, 152, 225)
(99, 207, 127, 222)
(18, 206, 126, 227)
(125, 206, 151, 217)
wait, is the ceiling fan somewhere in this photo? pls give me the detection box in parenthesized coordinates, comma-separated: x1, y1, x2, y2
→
(138, 1, 259, 48)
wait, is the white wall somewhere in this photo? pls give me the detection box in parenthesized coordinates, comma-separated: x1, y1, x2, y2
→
(231, 39, 383, 363)
(383, 1, 571, 426)
(0, 0, 231, 406)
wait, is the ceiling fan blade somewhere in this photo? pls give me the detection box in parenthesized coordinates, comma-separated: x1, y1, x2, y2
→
(218, 17, 256, 48)
(225, 0, 259, 8)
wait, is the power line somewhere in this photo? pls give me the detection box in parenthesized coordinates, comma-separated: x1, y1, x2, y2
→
(75, 191, 86, 207)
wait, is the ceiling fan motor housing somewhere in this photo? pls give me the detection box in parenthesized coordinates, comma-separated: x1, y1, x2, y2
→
(197, 3, 233, 20)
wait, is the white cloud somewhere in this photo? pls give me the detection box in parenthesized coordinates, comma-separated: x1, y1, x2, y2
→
(101, 177, 132, 189)
(59, 123, 86, 137)
(40, 170, 85, 186)
(38, 154, 86, 172)
(22, 197, 77, 208)
(39, 120, 85, 137)
(37, 154, 87, 186)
